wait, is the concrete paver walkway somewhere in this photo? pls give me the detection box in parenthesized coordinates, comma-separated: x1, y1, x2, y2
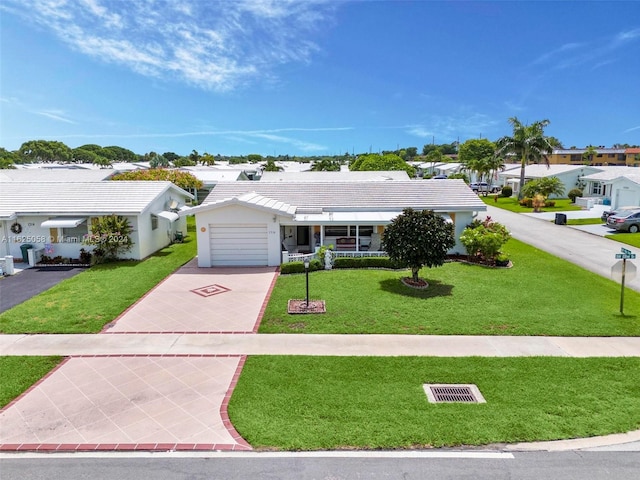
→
(0, 263, 278, 452)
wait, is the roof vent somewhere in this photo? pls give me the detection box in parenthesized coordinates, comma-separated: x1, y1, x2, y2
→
(423, 384, 486, 403)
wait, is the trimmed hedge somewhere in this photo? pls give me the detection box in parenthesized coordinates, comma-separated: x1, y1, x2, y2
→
(280, 259, 322, 274)
(501, 185, 513, 197)
(332, 256, 403, 270)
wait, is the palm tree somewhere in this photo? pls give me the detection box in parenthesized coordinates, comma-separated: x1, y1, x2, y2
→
(582, 145, 597, 165)
(495, 117, 554, 198)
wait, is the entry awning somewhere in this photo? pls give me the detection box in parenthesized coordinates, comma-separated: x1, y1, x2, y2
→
(156, 211, 179, 222)
(41, 218, 87, 228)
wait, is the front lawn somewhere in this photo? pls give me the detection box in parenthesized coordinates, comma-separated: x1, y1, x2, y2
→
(566, 218, 603, 225)
(606, 233, 640, 248)
(0, 222, 196, 334)
(482, 196, 582, 213)
(0, 356, 62, 407)
(259, 239, 640, 336)
(229, 356, 640, 450)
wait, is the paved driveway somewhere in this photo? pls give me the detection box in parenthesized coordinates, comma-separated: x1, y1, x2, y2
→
(482, 205, 640, 292)
(0, 262, 278, 452)
(0, 267, 86, 314)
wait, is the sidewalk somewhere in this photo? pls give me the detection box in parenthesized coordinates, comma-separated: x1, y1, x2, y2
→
(2, 333, 640, 357)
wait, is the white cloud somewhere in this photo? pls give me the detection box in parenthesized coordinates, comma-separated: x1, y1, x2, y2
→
(405, 113, 498, 142)
(34, 109, 76, 124)
(4, 0, 336, 91)
(530, 28, 640, 71)
(623, 125, 640, 134)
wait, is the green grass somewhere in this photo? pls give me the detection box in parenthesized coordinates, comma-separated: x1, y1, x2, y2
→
(259, 238, 640, 336)
(229, 356, 640, 450)
(0, 221, 196, 334)
(481, 196, 582, 213)
(606, 233, 640, 248)
(0, 356, 62, 407)
(565, 218, 604, 225)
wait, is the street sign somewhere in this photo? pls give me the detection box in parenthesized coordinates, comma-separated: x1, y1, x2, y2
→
(621, 247, 632, 255)
(611, 260, 637, 282)
(615, 253, 636, 259)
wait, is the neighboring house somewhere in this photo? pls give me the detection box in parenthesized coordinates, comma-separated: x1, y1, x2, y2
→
(548, 147, 638, 167)
(497, 164, 602, 198)
(179, 167, 251, 203)
(579, 167, 640, 200)
(259, 170, 410, 182)
(580, 167, 640, 209)
(434, 162, 464, 177)
(0, 168, 115, 182)
(181, 179, 486, 267)
(0, 181, 193, 262)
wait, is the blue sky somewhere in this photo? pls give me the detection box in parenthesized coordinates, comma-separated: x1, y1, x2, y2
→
(1, 0, 639, 157)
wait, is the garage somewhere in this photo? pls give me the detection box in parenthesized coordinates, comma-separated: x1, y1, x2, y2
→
(209, 224, 269, 266)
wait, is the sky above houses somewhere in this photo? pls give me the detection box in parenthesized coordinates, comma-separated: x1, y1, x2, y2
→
(1, 0, 639, 157)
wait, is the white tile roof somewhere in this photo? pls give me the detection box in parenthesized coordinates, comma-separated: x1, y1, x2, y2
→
(581, 166, 640, 181)
(186, 192, 296, 216)
(200, 179, 485, 213)
(259, 171, 410, 182)
(0, 181, 192, 219)
(499, 164, 601, 178)
(0, 169, 115, 182)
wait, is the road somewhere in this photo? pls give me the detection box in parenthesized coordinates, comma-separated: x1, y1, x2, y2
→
(1, 452, 639, 479)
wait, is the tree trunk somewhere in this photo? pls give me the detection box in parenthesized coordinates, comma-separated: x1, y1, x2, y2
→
(518, 156, 526, 200)
(412, 267, 420, 282)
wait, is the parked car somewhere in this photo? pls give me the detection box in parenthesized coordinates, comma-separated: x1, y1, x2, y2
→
(601, 206, 640, 222)
(432, 174, 448, 179)
(606, 209, 640, 233)
(469, 182, 501, 194)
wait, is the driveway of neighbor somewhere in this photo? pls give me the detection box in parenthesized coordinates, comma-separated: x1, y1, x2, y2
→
(0, 266, 87, 314)
(482, 205, 640, 293)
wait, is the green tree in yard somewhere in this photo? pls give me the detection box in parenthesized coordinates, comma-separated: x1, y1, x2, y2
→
(0, 148, 19, 168)
(311, 157, 341, 171)
(111, 169, 203, 191)
(103, 146, 138, 162)
(263, 158, 282, 172)
(425, 148, 444, 176)
(350, 153, 416, 177)
(381, 208, 455, 284)
(582, 145, 597, 165)
(459, 139, 499, 192)
(521, 177, 565, 200)
(83, 215, 134, 263)
(200, 152, 216, 166)
(19, 140, 72, 163)
(495, 117, 554, 199)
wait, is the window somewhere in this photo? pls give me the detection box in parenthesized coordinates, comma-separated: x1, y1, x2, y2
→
(350, 225, 374, 236)
(591, 183, 602, 195)
(61, 223, 88, 243)
(151, 214, 158, 231)
(324, 226, 348, 237)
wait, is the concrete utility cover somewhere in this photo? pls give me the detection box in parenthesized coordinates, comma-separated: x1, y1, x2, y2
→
(611, 260, 637, 282)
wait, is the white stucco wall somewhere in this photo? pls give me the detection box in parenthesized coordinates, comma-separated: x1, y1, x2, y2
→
(450, 211, 474, 255)
(610, 178, 640, 209)
(195, 204, 283, 267)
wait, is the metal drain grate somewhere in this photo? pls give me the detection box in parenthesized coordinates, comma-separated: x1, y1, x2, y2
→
(423, 384, 486, 403)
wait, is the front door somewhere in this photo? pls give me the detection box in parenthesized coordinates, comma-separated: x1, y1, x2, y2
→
(297, 226, 310, 246)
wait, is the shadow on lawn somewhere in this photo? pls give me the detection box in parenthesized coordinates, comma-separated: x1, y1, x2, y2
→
(379, 278, 453, 298)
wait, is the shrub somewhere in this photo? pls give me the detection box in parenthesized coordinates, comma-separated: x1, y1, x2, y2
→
(519, 197, 533, 208)
(544, 200, 556, 207)
(332, 256, 403, 269)
(532, 194, 546, 212)
(280, 259, 322, 275)
(568, 188, 583, 203)
(459, 216, 511, 263)
(501, 185, 513, 197)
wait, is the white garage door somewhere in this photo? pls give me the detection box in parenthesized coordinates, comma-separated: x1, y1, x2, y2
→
(209, 224, 269, 266)
(615, 189, 637, 210)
